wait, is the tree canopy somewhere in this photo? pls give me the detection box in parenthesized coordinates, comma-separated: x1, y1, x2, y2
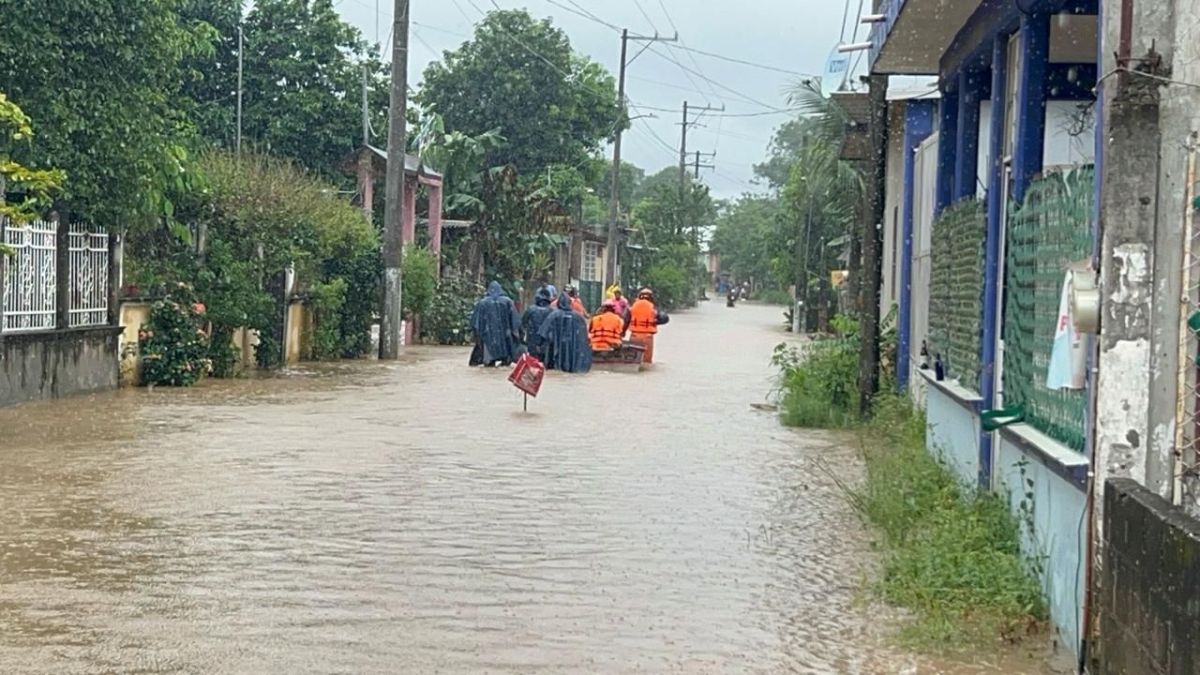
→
(0, 0, 209, 227)
(239, 0, 388, 175)
(419, 10, 623, 174)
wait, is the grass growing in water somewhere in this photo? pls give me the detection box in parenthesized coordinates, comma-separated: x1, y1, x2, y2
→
(772, 327, 1047, 649)
(851, 397, 1048, 648)
(772, 316, 861, 428)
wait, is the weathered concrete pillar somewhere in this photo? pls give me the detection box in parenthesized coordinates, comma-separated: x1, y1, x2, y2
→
(427, 180, 443, 275)
(402, 177, 417, 246)
(1094, 0, 1175, 544)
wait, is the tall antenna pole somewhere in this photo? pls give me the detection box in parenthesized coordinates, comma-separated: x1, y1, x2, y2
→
(381, 0, 410, 359)
(236, 24, 244, 156)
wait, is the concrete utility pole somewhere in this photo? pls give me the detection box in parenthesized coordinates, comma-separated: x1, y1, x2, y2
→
(677, 101, 721, 253)
(606, 29, 678, 286)
(677, 101, 722, 197)
(380, 0, 409, 360)
(857, 74, 889, 416)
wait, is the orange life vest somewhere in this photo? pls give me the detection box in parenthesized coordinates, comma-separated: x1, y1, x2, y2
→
(571, 296, 587, 316)
(628, 298, 658, 335)
(589, 312, 624, 350)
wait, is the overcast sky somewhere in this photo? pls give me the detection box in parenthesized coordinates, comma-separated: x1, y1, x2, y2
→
(335, 0, 864, 198)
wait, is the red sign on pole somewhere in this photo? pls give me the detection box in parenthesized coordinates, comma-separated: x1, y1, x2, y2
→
(508, 353, 545, 398)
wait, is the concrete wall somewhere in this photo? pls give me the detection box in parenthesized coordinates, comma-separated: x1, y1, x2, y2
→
(1097, 478, 1200, 675)
(119, 301, 262, 384)
(923, 374, 982, 486)
(996, 426, 1088, 657)
(285, 301, 305, 365)
(0, 327, 120, 407)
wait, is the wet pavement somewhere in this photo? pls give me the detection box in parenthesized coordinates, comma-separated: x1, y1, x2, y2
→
(0, 301, 1061, 674)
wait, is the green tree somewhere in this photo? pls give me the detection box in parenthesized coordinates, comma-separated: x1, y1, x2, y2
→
(0, 0, 210, 227)
(0, 94, 65, 241)
(419, 9, 623, 174)
(240, 0, 388, 175)
(176, 0, 243, 148)
(628, 172, 715, 309)
(710, 195, 786, 287)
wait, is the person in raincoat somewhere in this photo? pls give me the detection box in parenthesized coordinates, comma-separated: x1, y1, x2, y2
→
(521, 286, 555, 362)
(538, 294, 593, 373)
(469, 281, 521, 367)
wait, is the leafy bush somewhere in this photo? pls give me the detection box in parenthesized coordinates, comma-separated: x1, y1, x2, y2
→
(851, 397, 1047, 647)
(641, 261, 690, 311)
(140, 291, 211, 387)
(420, 272, 478, 345)
(758, 287, 794, 306)
(308, 278, 348, 360)
(126, 150, 381, 365)
(772, 315, 861, 427)
(402, 247, 437, 320)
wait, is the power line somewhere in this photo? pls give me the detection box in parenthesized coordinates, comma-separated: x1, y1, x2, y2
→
(544, 0, 784, 110)
(631, 0, 660, 34)
(664, 43, 818, 78)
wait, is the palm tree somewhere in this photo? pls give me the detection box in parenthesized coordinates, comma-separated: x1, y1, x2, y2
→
(781, 80, 866, 327)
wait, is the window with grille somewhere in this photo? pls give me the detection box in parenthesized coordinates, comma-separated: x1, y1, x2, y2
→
(582, 242, 601, 282)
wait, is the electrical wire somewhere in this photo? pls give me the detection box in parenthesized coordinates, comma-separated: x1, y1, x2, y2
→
(542, 0, 789, 111)
(631, 0, 661, 34)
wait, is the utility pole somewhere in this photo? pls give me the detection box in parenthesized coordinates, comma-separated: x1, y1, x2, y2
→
(236, 24, 244, 155)
(692, 150, 715, 179)
(857, 74, 889, 415)
(678, 101, 723, 196)
(606, 29, 678, 287)
(362, 64, 370, 146)
(380, 0, 409, 360)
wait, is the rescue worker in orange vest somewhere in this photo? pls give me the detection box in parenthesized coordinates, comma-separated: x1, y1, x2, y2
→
(624, 287, 668, 365)
(564, 284, 588, 317)
(588, 300, 625, 352)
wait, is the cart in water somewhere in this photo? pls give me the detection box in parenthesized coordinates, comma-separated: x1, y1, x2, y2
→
(591, 343, 646, 373)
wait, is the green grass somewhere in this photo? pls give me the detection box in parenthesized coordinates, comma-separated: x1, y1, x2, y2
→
(772, 321, 1046, 649)
(851, 397, 1048, 648)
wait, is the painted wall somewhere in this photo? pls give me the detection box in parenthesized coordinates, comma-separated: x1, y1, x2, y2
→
(0, 327, 120, 407)
(924, 376, 982, 486)
(996, 428, 1088, 659)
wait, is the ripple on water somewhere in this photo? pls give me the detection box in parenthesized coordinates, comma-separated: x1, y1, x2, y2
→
(0, 303, 1064, 674)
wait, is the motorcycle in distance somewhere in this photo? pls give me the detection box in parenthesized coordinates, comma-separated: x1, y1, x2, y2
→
(726, 288, 737, 308)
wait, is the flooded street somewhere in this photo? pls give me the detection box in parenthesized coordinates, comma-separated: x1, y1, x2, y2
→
(0, 302, 1059, 674)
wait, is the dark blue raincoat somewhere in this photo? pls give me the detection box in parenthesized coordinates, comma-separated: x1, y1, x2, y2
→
(538, 294, 593, 373)
(470, 281, 521, 366)
(521, 287, 555, 361)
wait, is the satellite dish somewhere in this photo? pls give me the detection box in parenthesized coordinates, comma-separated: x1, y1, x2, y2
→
(820, 47, 852, 97)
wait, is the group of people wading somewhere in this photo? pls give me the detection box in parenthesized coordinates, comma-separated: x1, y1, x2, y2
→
(469, 282, 668, 374)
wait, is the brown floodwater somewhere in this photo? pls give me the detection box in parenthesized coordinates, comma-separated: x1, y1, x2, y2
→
(0, 301, 1065, 674)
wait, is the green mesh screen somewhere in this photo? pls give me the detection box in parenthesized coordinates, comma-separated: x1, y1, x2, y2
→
(929, 199, 987, 392)
(1002, 167, 1094, 452)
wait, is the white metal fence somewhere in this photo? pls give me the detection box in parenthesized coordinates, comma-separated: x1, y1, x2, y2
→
(68, 222, 109, 327)
(1, 219, 109, 333)
(2, 219, 58, 332)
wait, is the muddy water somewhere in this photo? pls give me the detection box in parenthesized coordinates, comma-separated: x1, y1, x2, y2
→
(0, 302, 1060, 674)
